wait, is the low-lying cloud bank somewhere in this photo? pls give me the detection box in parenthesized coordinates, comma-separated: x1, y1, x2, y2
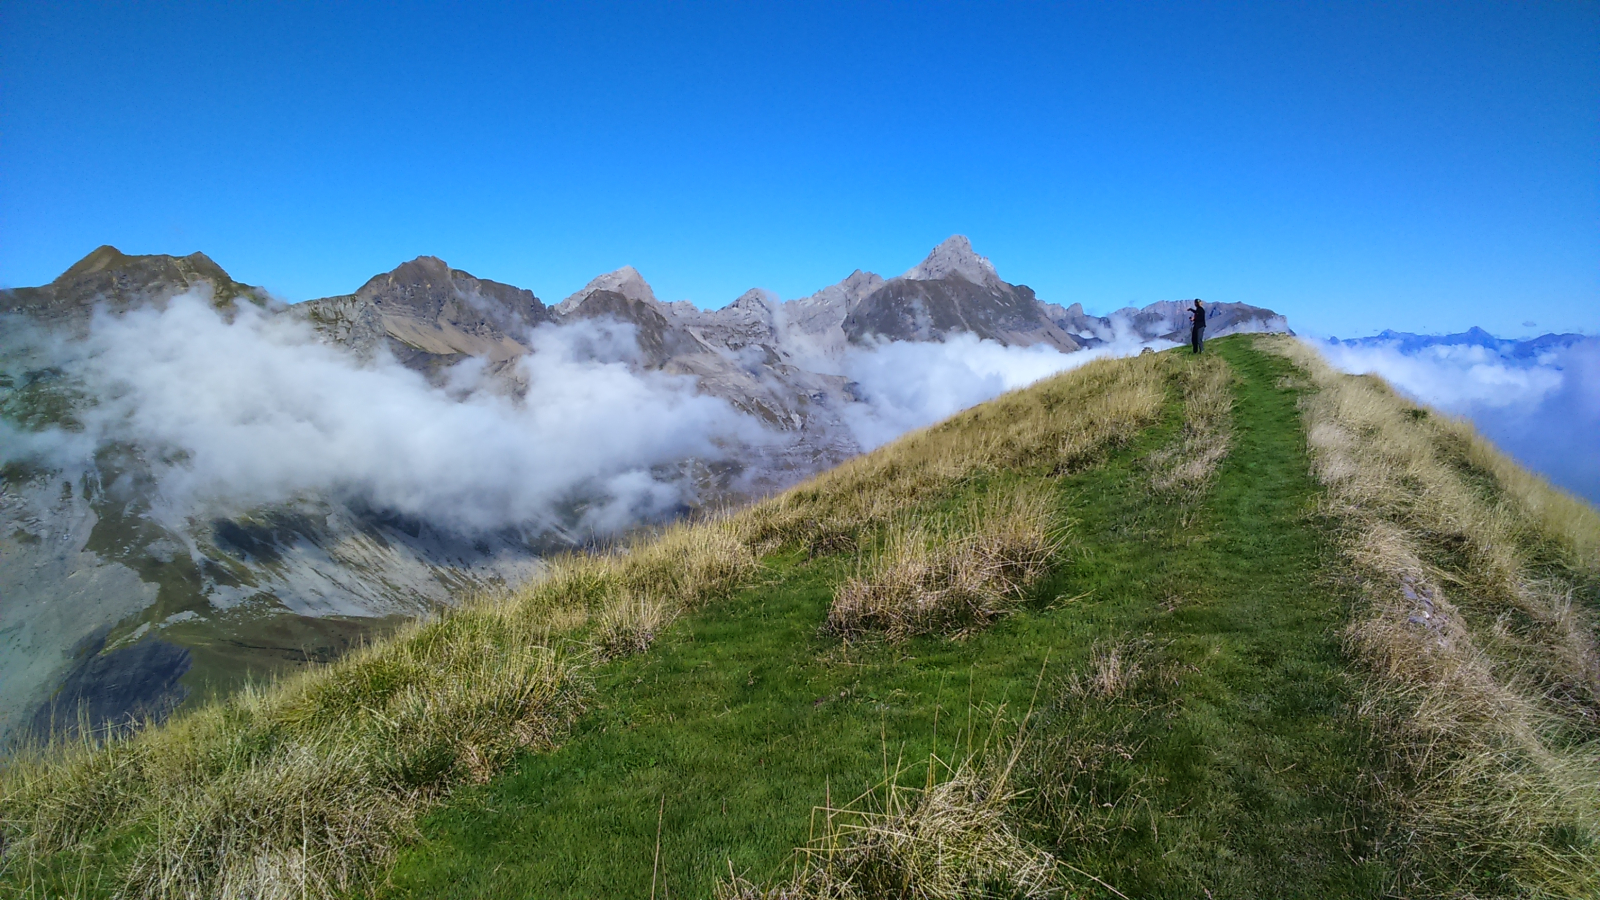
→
(5, 295, 765, 534)
(836, 332, 1175, 450)
(1316, 334, 1600, 505)
(2, 294, 1166, 535)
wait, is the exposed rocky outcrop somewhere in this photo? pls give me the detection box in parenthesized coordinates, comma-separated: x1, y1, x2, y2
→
(843, 238, 1083, 351)
(1041, 298, 1293, 347)
(845, 276, 1075, 349)
(289, 256, 552, 378)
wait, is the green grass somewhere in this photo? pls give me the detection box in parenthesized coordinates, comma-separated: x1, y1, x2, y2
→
(379, 337, 1391, 898)
(15, 335, 1587, 897)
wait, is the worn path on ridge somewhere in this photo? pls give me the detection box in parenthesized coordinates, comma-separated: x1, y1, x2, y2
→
(382, 337, 1391, 899)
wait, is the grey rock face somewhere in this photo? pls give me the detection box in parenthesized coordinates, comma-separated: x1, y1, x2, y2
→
(841, 237, 1082, 351)
(900, 235, 1005, 289)
(844, 276, 1084, 351)
(0, 430, 546, 743)
(290, 256, 552, 377)
(559, 287, 709, 368)
(1041, 299, 1294, 346)
(556, 265, 658, 312)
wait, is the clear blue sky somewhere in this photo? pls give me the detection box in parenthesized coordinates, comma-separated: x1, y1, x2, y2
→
(2, 1, 1595, 337)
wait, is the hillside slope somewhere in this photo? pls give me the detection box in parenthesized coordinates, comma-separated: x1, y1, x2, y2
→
(0, 240, 1293, 748)
(3, 336, 1596, 900)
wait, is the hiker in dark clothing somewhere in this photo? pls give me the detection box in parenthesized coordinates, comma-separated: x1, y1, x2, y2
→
(1188, 299, 1206, 354)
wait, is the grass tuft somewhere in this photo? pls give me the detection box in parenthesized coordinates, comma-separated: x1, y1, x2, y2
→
(827, 483, 1066, 641)
(718, 748, 1064, 900)
(594, 594, 673, 660)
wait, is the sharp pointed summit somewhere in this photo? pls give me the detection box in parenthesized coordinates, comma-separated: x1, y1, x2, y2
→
(844, 235, 1081, 350)
(902, 235, 1003, 289)
(557, 265, 658, 313)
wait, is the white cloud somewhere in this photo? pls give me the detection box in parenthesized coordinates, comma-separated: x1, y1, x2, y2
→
(1318, 341, 1564, 410)
(1315, 336, 1600, 505)
(6, 293, 769, 534)
(838, 331, 1175, 450)
(2, 295, 1180, 537)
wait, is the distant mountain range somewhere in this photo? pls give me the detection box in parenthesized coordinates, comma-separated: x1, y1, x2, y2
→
(1325, 326, 1594, 358)
(0, 236, 1291, 742)
(1317, 325, 1599, 510)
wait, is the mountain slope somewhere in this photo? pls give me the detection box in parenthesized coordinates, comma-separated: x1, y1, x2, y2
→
(387, 338, 1382, 898)
(0, 246, 267, 322)
(290, 256, 552, 375)
(0, 254, 557, 746)
(6, 335, 1594, 900)
(0, 239, 1293, 750)
(843, 236, 1084, 350)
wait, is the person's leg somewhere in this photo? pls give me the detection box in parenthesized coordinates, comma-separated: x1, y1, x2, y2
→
(1196, 327, 1205, 353)
(1191, 326, 1201, 353)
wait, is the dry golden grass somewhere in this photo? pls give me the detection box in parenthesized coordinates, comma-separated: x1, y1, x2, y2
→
(0, 518, 761, 900)
(2, 606, 581, 899)
(1070, 642, 1145, 701)
(739, 352, 1171, 557)
(594, 594, 673, 660)
(827, 483, 1066, 641)
(1260, 334, 1600, 897)
(717, 746, 1064, 900)
(508, 516, 760, 637)
(1148, 353, 1233, 497)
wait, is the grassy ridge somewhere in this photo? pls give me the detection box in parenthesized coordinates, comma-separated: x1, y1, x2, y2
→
(1264, 336, 1600, 896)
(378, 339, 1390, 898)
(0, 348, 1173, 898)
(5, 336, 1597, 898)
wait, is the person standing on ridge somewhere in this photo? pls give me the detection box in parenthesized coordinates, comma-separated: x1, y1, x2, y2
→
(1188, 299, 1207, 354)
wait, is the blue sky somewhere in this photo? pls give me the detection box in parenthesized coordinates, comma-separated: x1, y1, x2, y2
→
(1, 1, 1595, 338)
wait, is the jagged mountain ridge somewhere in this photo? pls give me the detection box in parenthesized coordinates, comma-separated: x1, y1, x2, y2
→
(0, 236, 1291, 743)
(842, 236, 1085, 351)
(0, 245, 269, 324)
(290, 234, 1291, 388)
(1326, 326, 1593, 359)
(289, 256, 552, 376)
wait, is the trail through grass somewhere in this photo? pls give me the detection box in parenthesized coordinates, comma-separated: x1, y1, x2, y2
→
(381, 338, 1391, 899)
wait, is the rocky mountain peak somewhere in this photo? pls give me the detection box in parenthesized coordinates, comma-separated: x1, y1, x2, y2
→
(356, 256, 454, 295)
(835, 269, 886, 304)
(901, 235, 1002, 289)
(557, 265, 658, 314)
(61, 245, 132, 279)
(1, 245, 265, 320)
(729, 288, 778, 313)
(399, 255, 451, 277)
